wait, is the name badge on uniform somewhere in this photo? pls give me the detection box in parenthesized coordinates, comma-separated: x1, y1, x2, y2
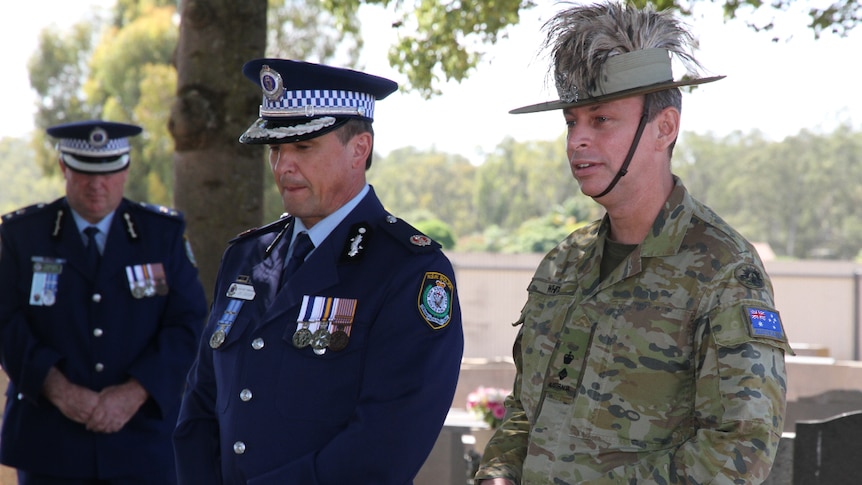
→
(210, 276, 254, 349)
(29, 257, 64, 307)
(226, 282, 256, 301)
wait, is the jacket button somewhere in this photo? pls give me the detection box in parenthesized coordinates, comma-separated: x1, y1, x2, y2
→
(92, 293, 102, 303)
(233, 441, 246, 454)
(240, 389, 253, 401)
(93, 328, 104, 337)
(94, 363, 104, 372)
(251, 338, 264, 350)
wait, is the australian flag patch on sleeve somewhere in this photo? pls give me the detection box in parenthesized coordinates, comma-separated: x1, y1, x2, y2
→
(745, 306, 785, 341)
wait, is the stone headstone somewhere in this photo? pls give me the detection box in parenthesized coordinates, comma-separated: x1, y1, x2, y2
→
(784, 389, 862, 433)
(762, 434, 793, 485)
(792, 410, 862, 484)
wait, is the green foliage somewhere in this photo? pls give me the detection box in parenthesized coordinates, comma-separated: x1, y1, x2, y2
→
(630, 0, 860, 38)
(267, 0, 362, 62)
(675, 124, 862, 260)
(369, 137, 601, 253)
(0, 138, 64, 215)
(26, 0, 363, 210)
(369, 147, 477, 236)
(413, 219, 457, 249)
(323, 0, 536, 97)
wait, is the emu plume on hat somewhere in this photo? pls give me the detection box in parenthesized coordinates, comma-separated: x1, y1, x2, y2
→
(511, 1, 724, 114)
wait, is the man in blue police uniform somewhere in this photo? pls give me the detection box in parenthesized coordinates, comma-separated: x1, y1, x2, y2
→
(0, 120, 208, 484)
(174, 59, 464, 484)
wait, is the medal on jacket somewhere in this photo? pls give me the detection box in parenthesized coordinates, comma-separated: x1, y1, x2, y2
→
(294, 296, 358, 353)
(29, 257, 64, 307)
(150, 263, 169, 296)
(310, 297, 335, 353)
(329, 298, 358, 352)
(129, 263, 169, 297)
(209, 277, 255, 349)
(292, 295, 317, 348)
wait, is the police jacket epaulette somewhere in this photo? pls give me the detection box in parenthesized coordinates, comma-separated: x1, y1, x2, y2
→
(229, 214, 293, 245)
(131, 201, 184, 221)
(1, 201, 55, 225)
(378, 213, 441, 253)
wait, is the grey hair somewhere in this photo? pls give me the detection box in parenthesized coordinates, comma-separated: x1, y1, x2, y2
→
(543, 1, 705, 119)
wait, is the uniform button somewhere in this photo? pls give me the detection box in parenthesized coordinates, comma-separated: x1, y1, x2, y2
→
(94, 363, 105, 372)
(240, 389, 253, 401)
(251, 338, 264, 350)
(17, 393, 24, 400)
(233, 441, 246, 454)
(92, 293, 102, 303)
(93, 328, 104, 337)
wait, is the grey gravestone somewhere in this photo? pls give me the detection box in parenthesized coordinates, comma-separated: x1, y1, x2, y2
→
(792, 410, 862, 484)
(762, 435, 793, 485)
(784, 389, 862, 433)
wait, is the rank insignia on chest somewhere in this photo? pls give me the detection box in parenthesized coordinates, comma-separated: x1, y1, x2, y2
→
(417, 272, 454, 330)
(340, 223, 372, 263)
(744, 306, 785, 341)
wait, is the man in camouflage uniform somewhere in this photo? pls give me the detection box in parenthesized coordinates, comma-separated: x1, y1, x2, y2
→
(475, 2, 792, 484)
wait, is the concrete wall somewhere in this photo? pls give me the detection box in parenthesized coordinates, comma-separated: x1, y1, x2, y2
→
(448, 253, 862, 362)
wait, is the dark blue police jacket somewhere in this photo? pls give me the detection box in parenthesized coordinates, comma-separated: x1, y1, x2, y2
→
(174, 187, 464, 484)
(0, 197, 208, 480)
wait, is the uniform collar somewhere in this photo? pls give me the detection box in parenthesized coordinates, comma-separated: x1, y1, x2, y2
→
(69, 205, 116, 250)
(290, 184, 370, 249)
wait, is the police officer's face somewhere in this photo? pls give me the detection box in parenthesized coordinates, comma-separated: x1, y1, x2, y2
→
(268, 130, 371, 228)
(60, 161, 128, 224)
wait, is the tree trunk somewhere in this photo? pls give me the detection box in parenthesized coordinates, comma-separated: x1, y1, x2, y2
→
(170, 0, 267, 302)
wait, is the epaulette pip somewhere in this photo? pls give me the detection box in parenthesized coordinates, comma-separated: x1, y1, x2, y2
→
(379, 213, 440, 252)
(134, 201, 183, 219)
(1, 201, 53, 225)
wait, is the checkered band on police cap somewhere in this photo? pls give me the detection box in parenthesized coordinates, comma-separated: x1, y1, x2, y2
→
(46, 120, 142, 174)
(260, 89, 377, 120)
(239, 58, 398, 144)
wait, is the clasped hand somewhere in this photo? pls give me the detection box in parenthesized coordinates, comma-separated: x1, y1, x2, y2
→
(43, 367, 148, 433)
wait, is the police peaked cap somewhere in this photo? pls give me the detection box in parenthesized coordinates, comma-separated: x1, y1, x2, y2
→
(239, 58, 398, 145)
(47, 120, 142, 174)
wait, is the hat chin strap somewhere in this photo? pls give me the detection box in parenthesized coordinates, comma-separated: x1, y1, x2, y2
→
(591, 110, 648, 199)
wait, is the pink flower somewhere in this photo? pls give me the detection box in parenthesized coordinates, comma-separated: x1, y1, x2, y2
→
(466, 386, 511, 429)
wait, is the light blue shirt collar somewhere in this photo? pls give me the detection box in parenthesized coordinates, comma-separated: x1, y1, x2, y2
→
(70, 208, 115, 253)
(288, 184, 370, 258)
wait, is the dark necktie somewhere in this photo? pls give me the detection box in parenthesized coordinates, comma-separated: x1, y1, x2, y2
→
(282, 231, 314, 284)
(84, 226, 101, 274)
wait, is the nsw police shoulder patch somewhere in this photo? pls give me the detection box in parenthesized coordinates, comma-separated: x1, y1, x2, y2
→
(418, 272, 454, 330)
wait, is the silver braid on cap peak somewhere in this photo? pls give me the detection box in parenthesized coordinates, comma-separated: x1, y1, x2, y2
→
(542, 1, 705, 101)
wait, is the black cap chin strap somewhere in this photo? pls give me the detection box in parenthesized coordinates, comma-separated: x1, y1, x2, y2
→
(592, 110, 649, 199)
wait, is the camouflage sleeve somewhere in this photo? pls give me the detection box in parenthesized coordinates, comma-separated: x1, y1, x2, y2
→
(673, 298, 790, 483)
(580, 302, 789, 484)
(474, 330, 530, 483)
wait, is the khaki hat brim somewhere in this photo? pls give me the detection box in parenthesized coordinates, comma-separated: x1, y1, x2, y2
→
(510, 75, 725, 114)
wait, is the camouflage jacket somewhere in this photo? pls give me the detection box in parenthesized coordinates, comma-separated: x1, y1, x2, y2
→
(476, 178, 792, 484)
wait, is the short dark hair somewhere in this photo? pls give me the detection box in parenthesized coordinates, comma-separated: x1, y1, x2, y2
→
(644, 88, 683, 155)
(336, 119, 375, 169)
